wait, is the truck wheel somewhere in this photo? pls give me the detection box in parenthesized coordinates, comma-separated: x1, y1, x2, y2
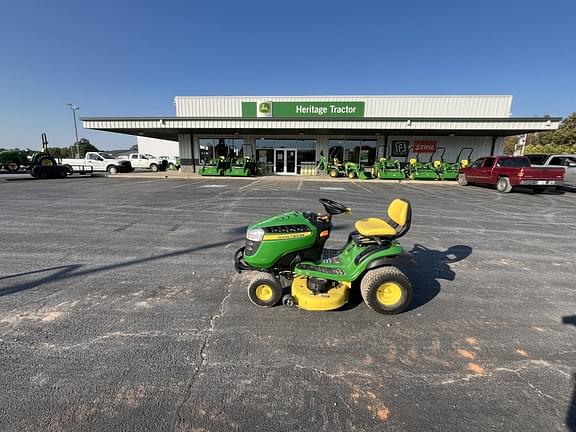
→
(496, 176, 512, 193)
(247, 272, 282, 307)
(458, 174, 468, 186)
(107, 165, 118, 175)
(150, 164, 159, 172)
(361, 266, 413, 315)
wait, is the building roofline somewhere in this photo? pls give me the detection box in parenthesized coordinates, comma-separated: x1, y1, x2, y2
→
(80, 116, 562, 122)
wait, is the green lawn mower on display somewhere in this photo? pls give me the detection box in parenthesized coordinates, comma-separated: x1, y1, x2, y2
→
(235, 198, 414, 314)
(225, 156, 256, 177)
(199, 156, 228, 176)
(435, 147, 473, 180)
(406, 147, 439, 180)
(374, 157, 405, 180)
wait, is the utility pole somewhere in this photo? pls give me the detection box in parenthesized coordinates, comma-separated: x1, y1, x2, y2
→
(67, 103, 80, 158)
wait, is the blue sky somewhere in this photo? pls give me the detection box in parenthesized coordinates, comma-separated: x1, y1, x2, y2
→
(1, 0, 574, 150)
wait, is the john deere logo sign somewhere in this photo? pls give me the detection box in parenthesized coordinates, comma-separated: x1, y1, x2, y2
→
(257, 101, 272, 117)
(243, 101, 365, 118)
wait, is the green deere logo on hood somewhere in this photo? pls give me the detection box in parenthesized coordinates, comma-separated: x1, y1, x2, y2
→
(259, 102, 271, 114)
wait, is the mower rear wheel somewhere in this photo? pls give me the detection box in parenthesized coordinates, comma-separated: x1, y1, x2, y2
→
(5, 161, 19, 172)
(347, 172, 356, 179)
(247, 272, 282, 307)
(329, 169, 339, 178)
(361, 266, 412, 315)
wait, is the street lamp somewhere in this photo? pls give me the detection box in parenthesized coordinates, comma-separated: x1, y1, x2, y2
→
(67, 103, 80, 158)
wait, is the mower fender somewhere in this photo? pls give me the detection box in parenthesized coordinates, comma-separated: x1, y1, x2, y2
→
(364, 252, 416, 271)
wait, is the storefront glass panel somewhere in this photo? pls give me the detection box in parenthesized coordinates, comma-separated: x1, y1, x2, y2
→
(255, 139, 316, 174)
(199, 138, 245, 163)
(328, 139, 377, 165)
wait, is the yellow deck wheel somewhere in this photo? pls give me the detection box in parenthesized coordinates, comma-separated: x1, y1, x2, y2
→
(376, 282, 402, 306)
(248, 273, 282, 307)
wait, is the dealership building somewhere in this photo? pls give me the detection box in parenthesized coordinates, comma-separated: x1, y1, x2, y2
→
(82, 95, 561, 175)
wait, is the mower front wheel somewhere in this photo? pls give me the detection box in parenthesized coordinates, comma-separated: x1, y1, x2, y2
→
(361, 266, 412, 314)
(247, 272, 283, 307)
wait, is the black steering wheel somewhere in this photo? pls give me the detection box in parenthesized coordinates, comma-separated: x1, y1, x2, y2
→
(319, 198, 349, 216)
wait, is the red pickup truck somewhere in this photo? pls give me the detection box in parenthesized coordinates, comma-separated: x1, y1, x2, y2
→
(458, 156, 565, 193)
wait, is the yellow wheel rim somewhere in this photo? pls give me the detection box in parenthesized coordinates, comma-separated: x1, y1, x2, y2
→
(255, 284, 273, 301)
(376, 282, 403, 306)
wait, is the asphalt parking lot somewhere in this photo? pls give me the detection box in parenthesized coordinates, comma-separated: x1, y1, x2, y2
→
(0, 176, 574, 431)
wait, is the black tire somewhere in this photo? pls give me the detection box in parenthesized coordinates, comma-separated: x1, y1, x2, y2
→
(458, 173, 468, 186)
(360, 266, 413, 315)
(107, 165, 118, 175)
(247, 272, 283, 307)
(150, 163, 159, 172)
(4, 161, 19, 172)
(329, 169, 339, 178)
(35, 154, 56, 167)
(63, 164, 74, 175)
(496, 176, 512, 193)
(347, 172, 356, 179)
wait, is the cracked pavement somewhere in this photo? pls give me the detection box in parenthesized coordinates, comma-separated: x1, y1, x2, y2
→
(0, 176, 575, 431)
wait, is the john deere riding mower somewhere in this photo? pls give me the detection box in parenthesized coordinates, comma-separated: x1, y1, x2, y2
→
(435, 147, 473, 180)
(199, 156, 228, 176)
(235, 198, 414, 314)
(225, 156, 256, 176)
(374, 158, 405, 180)
(406, 147, 439, 180)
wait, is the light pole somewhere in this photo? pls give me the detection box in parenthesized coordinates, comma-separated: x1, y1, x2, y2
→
(67, 103, 80, 158)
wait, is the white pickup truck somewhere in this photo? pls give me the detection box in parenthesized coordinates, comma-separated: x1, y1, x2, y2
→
(527, 154, 576, 188)
(61, 152, 133, 175)
(121, 153, 168, 172)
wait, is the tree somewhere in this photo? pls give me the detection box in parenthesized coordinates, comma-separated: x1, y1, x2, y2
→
(503, 136, 518, 155)
(69, 138, 99, 158)
(525, 113, 576, 154)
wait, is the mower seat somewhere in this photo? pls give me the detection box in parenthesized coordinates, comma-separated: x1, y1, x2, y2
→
(355, 199, 412, 239)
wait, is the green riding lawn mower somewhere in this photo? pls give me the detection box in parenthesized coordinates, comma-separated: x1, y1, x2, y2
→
(434, 147, 473, 181)
(327, 160, 374, 180)
(406, 147, 440, 180)
(225, 156, 257, 177)
(199, 156, 228, 176)
(235, 198, 414, 314)
(374, 158, 405, 180)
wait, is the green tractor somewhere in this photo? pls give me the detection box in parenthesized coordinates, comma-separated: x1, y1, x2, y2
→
(199, 156, 228, 176)
(0, 149, 31, 172)
(374, 158, 405, 180)
(327, 159, 363, 179)
(406, 147, 439, 180)
(434, 147, 473, 181)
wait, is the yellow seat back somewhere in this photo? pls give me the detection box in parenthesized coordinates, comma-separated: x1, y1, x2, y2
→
(409, 158, 417, 166)
(387, 199, 409, 227)
(460, 159, 469, 168)
(433, 160, 442, 169)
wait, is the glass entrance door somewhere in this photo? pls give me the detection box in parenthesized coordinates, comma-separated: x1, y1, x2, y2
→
(274, 149, 297, 175)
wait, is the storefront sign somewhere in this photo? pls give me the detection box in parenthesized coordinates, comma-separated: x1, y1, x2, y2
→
(391, 140, 410, 157)
(242, 101, 365, 118)
(413, 140, 437, 153)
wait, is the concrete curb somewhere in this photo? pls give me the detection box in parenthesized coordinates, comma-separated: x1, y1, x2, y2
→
(110, 172, 460, 185)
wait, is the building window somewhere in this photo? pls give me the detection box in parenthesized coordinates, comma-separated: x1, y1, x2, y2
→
(199, 138, 245, 163)
(328, 140, 377, 165)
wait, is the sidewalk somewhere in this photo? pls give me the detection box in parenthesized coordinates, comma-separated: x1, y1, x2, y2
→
(112, 171, 460, 185)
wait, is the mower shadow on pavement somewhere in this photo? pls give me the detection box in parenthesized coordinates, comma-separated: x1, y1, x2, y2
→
(562, 315, 576, 432)
(0, 238, 242, 297)
(404, 244, 473, 311)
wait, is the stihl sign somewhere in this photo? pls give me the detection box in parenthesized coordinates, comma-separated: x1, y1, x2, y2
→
(413, 140, 437, 153)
